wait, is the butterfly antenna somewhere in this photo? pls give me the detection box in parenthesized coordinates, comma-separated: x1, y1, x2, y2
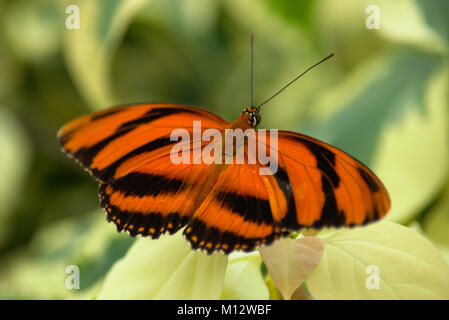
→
(256, 53, 335, 109)
(250, 33, 255, 107)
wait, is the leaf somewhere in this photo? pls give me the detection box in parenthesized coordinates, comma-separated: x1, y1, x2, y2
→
(3, 0, 62, 63)
(0, 211, 134, 299)
(0, 108, 31, 246)
(308, 51, 449, 223)
(315, 0, 447, 61)
(306, 221, 449, 299)
(220, 252, 268, 300)
(422, 182, 449, 248)
(379, 0, 448, 54)
(97, 231, 228, 299)
(63, 0, 150, 108)
(373, 63, 449, 222)
(259, 236, 324, 300)
(32, 211, 135, 291)
(415, 0, 449, 43)
(264, 0, 315, 30)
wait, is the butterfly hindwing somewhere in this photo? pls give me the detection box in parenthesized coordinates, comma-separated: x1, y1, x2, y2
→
(99, 160, 214, 238)
(184, 161, 289, 254)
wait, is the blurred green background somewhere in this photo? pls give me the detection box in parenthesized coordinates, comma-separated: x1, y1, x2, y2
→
(0, 0, 448, 299)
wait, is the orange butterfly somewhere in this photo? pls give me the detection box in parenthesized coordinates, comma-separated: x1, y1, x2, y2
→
(58, 38, 390, 254)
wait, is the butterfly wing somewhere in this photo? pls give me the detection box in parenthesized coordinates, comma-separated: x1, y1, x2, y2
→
(181, 127, 390, 255)
(184, 158, 290, 254)
(261, 131, 391, 229)
(58, 103, 228, 182)
(98, 154, 217, 238)
(58, 103, 229, 237)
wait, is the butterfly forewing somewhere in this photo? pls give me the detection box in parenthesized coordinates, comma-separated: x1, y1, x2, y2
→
(58, 104, 228, 182)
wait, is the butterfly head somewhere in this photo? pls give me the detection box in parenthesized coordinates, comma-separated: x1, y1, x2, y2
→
(242, 107, 261, 128)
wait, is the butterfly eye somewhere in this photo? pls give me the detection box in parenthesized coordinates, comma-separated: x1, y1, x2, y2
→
(254, 113, 261, 126)
(250, 113, 260, 127)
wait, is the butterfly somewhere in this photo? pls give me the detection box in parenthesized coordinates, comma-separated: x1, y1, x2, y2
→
(58, 39, 390, 255)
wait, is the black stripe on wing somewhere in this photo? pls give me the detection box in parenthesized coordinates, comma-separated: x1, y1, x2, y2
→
(59, 107, 206, 182)
(183, 218, 286, 255)
(99, 183, 190, 238)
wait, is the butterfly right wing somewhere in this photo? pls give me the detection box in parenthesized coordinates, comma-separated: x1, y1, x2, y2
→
(259, 130, 391, 229)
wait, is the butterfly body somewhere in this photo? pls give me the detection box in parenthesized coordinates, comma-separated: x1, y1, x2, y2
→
(58, 103, 390, 254)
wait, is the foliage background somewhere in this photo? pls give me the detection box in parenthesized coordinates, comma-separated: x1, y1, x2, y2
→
(0, 0, 448, 299)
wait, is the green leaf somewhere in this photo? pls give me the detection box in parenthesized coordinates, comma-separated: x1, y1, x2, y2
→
(259, 236, 324, 300)
(264, 0, 315, 30)
(0, 108, 31, 246)
(97, 232, 228, 299)
(437, 245, 449, 265)
(315, 0, 447, 60)
(416, 0, 449, 44)
(374, 63, 449, 222)
(63, 0, 150, 108)
(220, 252, 268, 300)
(379, 0, 448, 53)
(0, 211, 133, 299)
(306, 221, 449, 299)
(308, 51, 449, 223)
(3, 0, 62, 63)
(422, 182, 449, 248)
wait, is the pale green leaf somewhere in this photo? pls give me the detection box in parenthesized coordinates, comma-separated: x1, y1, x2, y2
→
(0, 211, 133, 299)
(379, 0, 448, 54)
(97, 232, 228, 299)
(259, 236, 324, 300)
(0, 212, 117, 298)
(3, 0, 61, 63)
(306, 221, 449, 299)
(309, 53, 449, 223)
(0, 108, 31, 246)
(315, 0, 447, 61)
(374, 64, 449, 222)
(63, 0, 150, 108)
(422, 182, 449, 248)
(220, 252, 268, 300)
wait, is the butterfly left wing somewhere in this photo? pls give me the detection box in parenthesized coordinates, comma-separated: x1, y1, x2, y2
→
(260, 131, 391, 229)
(58, 103, 228, 182)
(98, 151, 217, 238)
(58, 103, 229, 238)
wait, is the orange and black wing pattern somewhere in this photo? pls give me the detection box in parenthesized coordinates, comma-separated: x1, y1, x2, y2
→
(182, 130, 390, 254)
(258, 131, 390, 230)
(58, 103, 228, 182)
(184, 161, 289, 254)
(58, 103, 390, 255)
(58, 103, 228, 238)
